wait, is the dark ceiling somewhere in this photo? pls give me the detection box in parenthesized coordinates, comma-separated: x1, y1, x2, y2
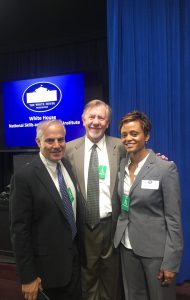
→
(0, 0, 106, 51)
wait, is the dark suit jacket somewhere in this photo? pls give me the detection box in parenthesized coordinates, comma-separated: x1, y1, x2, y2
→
(65, 135, 126, 237)
(9, 155, 85, 289)
(114, 150, 183, 272)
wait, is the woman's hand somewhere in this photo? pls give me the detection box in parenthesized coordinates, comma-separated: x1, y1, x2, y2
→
(157, 268, 176, 286)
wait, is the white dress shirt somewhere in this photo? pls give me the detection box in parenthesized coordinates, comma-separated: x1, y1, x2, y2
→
(122, 153, 149, 248)
(39, 152, 76, 219)
(84, 135, 112, 219)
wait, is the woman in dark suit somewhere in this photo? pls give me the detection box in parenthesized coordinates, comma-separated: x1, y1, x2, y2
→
(114, 111, 183, 300)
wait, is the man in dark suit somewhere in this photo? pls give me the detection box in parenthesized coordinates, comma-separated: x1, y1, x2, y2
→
(10, 120, 85, 300)
(65, 100, 126, 300)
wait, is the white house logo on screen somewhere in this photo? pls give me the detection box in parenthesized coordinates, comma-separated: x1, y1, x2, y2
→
(22, 82, 62, 112)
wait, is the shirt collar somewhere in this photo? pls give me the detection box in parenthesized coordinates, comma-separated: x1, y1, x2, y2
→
(39, 152, 61, 172)
(126, 152, 150, 169)
(85, 135, 106, 152)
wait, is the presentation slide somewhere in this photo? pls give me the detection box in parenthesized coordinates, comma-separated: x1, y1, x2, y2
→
(3, 73, 85, 148)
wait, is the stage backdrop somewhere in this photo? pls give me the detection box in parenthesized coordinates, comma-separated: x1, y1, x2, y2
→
(107, 0, 190, 283)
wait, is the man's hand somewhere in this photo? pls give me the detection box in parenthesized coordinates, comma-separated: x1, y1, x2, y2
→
(157, 268, 176, 287)
(156, 153, 168, 161)
(22, 277, 42, 300)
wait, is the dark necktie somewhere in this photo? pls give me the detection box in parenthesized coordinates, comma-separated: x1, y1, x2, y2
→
(56, 163, 77, 240)
(86, 144, 100, 229)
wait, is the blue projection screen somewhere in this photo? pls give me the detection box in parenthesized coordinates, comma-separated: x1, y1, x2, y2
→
(2, 73, 85, 148)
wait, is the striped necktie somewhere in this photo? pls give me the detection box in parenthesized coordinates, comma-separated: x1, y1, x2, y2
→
(57, 163, 77, 239)
(85, 144, 100, 229)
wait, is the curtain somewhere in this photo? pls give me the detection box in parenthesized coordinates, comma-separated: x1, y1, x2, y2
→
(107, 0, 190, 283)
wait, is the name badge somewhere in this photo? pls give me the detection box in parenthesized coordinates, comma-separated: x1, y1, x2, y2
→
(121, 195, 130, 212)
(67, 187, 74, 202)
(99, 165, 107, 179)
(141, 180, 159, 190)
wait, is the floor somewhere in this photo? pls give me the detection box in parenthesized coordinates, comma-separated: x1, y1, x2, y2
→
(0, 256, 189, 300)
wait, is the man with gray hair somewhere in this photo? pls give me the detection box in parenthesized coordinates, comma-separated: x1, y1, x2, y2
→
(65, 100, 126, 300)
(10, 120, 85, 300)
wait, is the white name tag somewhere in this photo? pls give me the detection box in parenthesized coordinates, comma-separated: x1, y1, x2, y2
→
(141, 180, 159, 190)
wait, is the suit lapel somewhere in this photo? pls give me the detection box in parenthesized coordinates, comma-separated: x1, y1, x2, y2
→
(72, 138, 86, 199)
(33, 156, 68, 218)
(119, 157, 129, 197)
(62, 157, 76, 187)
(106, 136, 120, 198)
(72, 136, 120, 200)
(71, 136, 121, 200)
(129, 150, 156, 195)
